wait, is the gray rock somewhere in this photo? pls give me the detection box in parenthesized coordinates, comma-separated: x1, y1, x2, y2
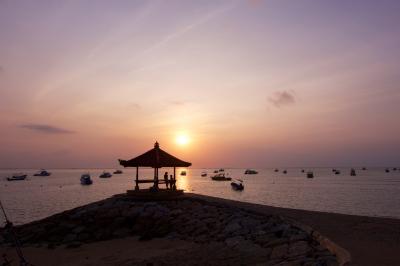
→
(288, 241, 310, 257)
(225, 236, 244, 247)
(73, 226, 85, 234)
(113, 228, 131, 238)
(223, 221, 242, 234)
(63, 233, 77, 243)
(270, 243, 288, 259)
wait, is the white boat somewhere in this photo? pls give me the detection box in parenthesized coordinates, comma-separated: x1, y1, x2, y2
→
(231, 179, 244, 190)
(99, 171, 112, 178)
(81, 174, 93, 185)
(350, 168, 356, 176)
(7, 174, 27, 181)
(33, 169, 51, 176)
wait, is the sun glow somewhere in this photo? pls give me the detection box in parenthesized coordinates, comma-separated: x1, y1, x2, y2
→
(176, 134, 189, 146)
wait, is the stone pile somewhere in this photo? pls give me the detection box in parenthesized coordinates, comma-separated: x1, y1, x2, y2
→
(0, 195, 338, 266)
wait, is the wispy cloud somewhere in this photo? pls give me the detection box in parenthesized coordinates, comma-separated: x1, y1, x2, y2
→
(170, 100, 186, 106)
(268, 90, 296, 107)
(19, 124, 75, 134)
(142, 3, 237, 55)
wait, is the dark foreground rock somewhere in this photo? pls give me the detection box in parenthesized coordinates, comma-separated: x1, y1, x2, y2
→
(0, 194, 339, 266)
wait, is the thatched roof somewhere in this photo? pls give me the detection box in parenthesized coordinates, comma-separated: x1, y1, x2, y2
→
(119, 142, 192, 168)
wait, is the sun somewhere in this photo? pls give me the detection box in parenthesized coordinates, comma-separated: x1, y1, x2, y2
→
(176, 134, 189, 146)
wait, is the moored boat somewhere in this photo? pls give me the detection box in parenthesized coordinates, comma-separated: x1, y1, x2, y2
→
(80, 174, 93, 185)
(218, 168, 224, 172)
(231, 179, 244, 190)
(113, 170, 123, 174)
(99, 171, 112, 178)
(307, 171, 314, 178)
(244, 169, 258, 175)
(7, 174, 27, 181)
(201, 172, 207, 177)
(335, 170, 341, 175)
(180, 170, 187, 176)
(33, 169, 51, 176)
(350, 168, 356, 176)
(283, 170, 287, 174)
(213, 170, 219, 173)
(211, 173, 232, 181)
(274, 169, 279, 172)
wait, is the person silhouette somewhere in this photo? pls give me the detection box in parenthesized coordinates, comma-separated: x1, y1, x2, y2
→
(164, 172, 169, 189)
(169, 174, 175, 190)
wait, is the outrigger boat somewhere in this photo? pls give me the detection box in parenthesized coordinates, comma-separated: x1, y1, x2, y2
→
(33, 169, 51, 176)
(244, 169, 258, 174)
(99, 171, 112, 178)
(211, 173, 232, 181)
(7, 174, 27, 181)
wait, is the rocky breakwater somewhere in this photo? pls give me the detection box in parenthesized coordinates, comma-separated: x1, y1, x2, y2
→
(0, 195, 340, 266)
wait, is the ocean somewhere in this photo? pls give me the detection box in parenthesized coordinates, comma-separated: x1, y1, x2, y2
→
(1, 167, 399, 225)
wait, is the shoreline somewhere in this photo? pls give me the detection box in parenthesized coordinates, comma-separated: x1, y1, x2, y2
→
(1, 193, 399, 265)
(187, 193, 400, 266)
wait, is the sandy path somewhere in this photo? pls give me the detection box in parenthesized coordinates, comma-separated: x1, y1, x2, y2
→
(187, 193, 400, 266)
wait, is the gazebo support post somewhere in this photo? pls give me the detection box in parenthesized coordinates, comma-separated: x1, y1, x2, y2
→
(173, 167, 176, 190)
(135, 167, 139, 191)
(153, 167, 159, 190)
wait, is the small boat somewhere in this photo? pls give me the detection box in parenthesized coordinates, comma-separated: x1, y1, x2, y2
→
(99, 171, 112, 178)
(113, 170, 123, 174)
(201, 172, 207, 177)
(393, 168, 397, 171)
(218, 168, 225, 172)
(211, 173, 232, 181)
(180, 171, 187, 176)
(385, 169, 390, 173)
(332, 168, 337, 172)
(80, 174, 93, 185)
(301, 169, 305, 173)
(213, 170, 219, 173)
(362, 167, 367, 170)
(350, 168, 356, 176)
(7, 174, 27, 181)
(307, 171, 314, 178)
(244, 169, 258, 175)
(283, 170, 287, 174)
(33, 169, 51, 176)
(335, 170, 341, 175)
(231, 180, 244, 191)
(274, 168, 279, 172)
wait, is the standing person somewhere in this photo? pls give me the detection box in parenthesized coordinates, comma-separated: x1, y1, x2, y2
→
(164, 172, 169, 189)
(169, 174, 175, 190)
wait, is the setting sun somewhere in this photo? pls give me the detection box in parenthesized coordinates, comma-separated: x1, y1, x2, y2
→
(176, 134, 189, 146)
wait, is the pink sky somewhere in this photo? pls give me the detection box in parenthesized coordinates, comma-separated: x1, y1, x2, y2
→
(1, 1, 400, 168)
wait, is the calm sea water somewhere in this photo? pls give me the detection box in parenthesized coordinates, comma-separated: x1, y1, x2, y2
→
(0, 167, 400, 225)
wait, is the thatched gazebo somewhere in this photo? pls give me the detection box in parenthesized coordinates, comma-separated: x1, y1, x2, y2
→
(119, 142, 191, 191)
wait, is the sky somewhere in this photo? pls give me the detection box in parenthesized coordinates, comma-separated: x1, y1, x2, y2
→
(1, 0, 400, 168)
